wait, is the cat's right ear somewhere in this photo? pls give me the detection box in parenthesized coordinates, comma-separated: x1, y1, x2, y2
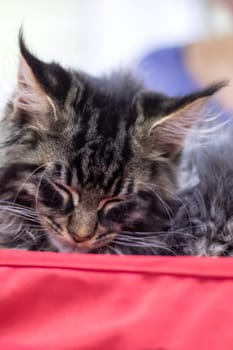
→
(13, 51, 52, 118)
(11, 32, 71, 124)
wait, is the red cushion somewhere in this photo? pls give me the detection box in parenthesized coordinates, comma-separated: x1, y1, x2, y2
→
(0, 250, 233, 350)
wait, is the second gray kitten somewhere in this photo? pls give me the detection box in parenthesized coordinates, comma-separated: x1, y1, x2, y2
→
(168, 122, 233, 256)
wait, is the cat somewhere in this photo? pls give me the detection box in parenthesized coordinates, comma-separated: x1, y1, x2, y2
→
(165, 124, 233, 256)
(0, 33, 223, 254)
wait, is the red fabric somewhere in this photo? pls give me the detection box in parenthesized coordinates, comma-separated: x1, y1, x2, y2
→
(0, 251, 233, 350)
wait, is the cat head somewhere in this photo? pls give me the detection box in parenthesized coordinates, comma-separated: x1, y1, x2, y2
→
(0, 33, 223, 252)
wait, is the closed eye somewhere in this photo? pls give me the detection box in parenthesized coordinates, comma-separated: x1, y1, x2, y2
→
(49, 181, 79, 214)
(98, 197, 124, 214)
(103, 199, 123, 213)
(98, 198, 124, 224)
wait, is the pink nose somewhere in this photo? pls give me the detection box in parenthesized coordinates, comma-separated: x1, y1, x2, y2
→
(70, 224, 108, 243)
(70, 225, 95, 242)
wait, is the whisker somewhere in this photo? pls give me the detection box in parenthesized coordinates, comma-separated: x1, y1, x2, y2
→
(150, 182, 193, 236)
(113, 238, 177, 255)
(13, 164, 46, 202)
(35, 168, 47, 212)
(0, 200, 35, 210)
(0, 208, 38, 219)
(0, 208, 39, 222)
(136, 180, 175, 238)
(105, 244, 122, 255)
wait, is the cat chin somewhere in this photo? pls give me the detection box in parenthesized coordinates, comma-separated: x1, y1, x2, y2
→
(47, 232, 117, 253)
(47, 235, 87, 253)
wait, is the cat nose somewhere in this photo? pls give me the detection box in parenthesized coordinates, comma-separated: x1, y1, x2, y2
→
(70, 223, 108, 243)
(70, 224, 95, 242)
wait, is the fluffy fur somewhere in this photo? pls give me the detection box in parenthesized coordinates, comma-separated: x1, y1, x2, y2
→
(166, 125, 233, 256)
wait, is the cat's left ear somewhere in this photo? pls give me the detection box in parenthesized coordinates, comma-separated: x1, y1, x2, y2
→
(137, 83, 225, 159)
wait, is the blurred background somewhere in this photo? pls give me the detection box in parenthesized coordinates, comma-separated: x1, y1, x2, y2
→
(0, 0, 232, 108)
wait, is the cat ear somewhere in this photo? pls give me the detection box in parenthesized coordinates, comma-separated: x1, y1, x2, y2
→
(137, 83, 225, 159)
(14, 54, 52, 116)
(12, 32, 71, 120)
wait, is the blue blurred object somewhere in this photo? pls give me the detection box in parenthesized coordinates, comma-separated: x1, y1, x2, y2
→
(138, 47, 197, 95)
(138, 46, 231, 120)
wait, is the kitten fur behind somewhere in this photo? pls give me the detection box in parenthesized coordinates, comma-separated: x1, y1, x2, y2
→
(167, 125, 233, 256)
(0, 33, 223, 254)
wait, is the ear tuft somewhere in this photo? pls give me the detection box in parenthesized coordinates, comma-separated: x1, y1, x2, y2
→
(18, 27, 27, 59)
(18, 29, 46, 82)
(198, 81, 227, 96)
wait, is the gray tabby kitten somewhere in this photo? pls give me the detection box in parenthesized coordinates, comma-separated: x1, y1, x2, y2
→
(0, 34, 222, 254)
(167, 125, 233, 256)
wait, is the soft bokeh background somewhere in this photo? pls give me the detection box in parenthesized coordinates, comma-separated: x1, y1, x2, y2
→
(0, 0, 232, 106)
